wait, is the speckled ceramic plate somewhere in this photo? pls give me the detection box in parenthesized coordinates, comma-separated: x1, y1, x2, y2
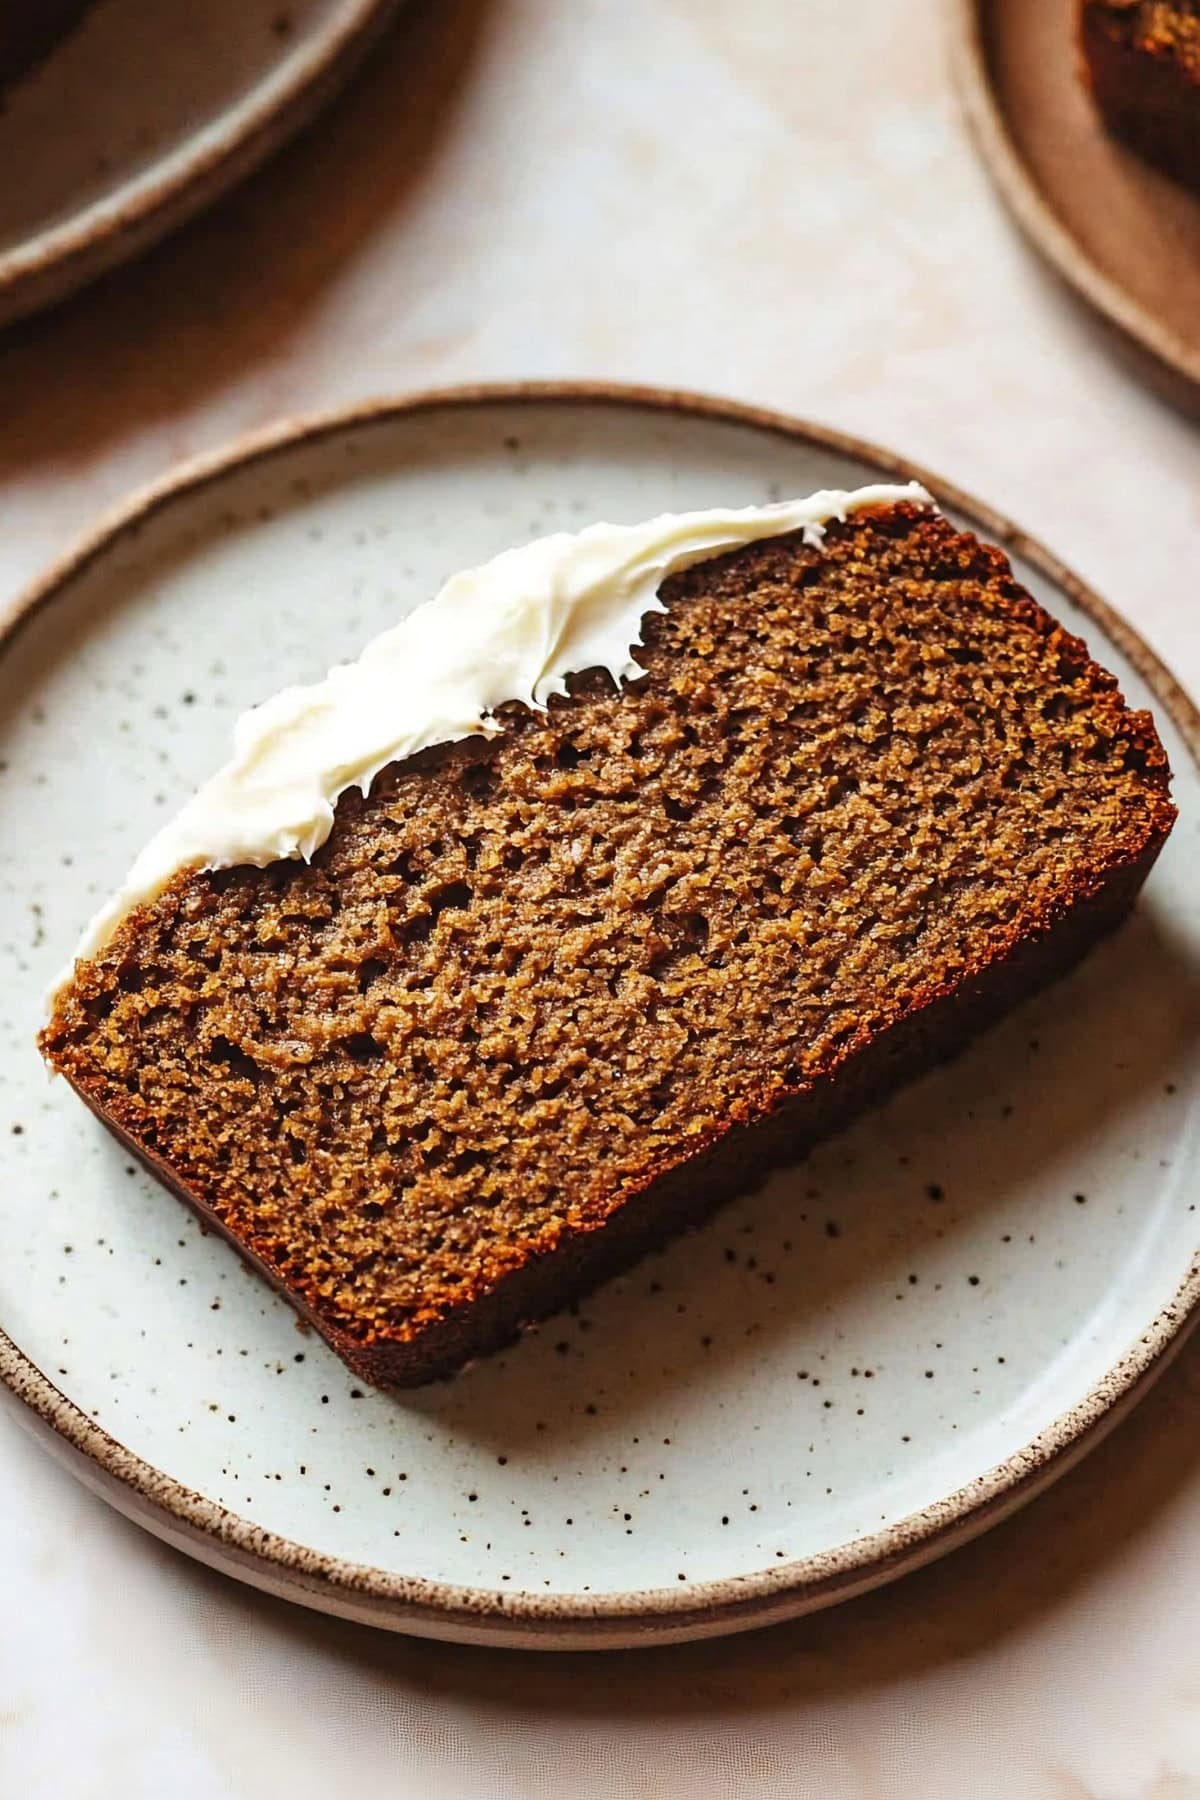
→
(0, 0, 401, 328)
(953, 0, 1200, 417)
(2, 386, 1198, 1651)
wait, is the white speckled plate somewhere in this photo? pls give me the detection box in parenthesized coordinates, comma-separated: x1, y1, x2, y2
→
(2, 386, 1198, 1651)
(0, 0, 401, 328)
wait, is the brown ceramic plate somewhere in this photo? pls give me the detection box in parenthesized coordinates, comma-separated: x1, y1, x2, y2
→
(0, 0, 402, 328)
(1, 386, 1198, 1650)
(953, 0, 1200, 416)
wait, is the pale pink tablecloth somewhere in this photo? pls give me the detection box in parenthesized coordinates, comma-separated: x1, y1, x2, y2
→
(2, 2, 1199, 1794)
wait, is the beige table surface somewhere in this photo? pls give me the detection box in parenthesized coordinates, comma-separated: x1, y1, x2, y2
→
(2, 1, 1200, 1795)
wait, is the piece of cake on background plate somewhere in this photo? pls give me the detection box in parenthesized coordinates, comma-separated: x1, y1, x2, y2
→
(1080, 0, 1200, 192)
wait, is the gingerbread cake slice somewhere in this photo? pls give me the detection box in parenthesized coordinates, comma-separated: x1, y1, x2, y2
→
(1080, 0, 1200, 192)
(40, 487, 1176, 1386)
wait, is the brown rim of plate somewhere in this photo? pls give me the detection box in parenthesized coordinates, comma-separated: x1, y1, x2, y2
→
(0, 0, 403, 331)
(2, 382, 1197, 1649)
(950, 0, 1200, 419)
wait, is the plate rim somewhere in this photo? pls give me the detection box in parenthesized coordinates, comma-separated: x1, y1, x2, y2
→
(950, 0, 1200, 418)
(0, 0, 403, 329)
(3, 378, 1198, 1649)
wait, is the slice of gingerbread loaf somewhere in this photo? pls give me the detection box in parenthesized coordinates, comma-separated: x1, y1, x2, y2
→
(41, 487, 1176, 1386)
(1080, 0, 1200, 192)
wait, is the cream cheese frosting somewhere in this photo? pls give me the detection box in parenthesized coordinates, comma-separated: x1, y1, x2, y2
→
(59, 482, 933, 990)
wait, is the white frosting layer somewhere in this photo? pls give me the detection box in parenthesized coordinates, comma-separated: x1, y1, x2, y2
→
(61, 483, 933, 987)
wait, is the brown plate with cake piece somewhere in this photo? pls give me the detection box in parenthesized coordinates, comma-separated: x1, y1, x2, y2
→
(3, 386, 1199, 1649)
(953, 0, 1200, 416)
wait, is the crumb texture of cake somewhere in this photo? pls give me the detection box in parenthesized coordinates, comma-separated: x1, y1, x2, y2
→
(1081, 0, 1200, 191)
(41, 502, 1177, 1385)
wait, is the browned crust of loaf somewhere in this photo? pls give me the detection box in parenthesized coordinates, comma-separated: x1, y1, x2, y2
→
(63, 832, 1166, 1385)
(1080, 0, 1200, 191)
(42, 503, 1179, 1387)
